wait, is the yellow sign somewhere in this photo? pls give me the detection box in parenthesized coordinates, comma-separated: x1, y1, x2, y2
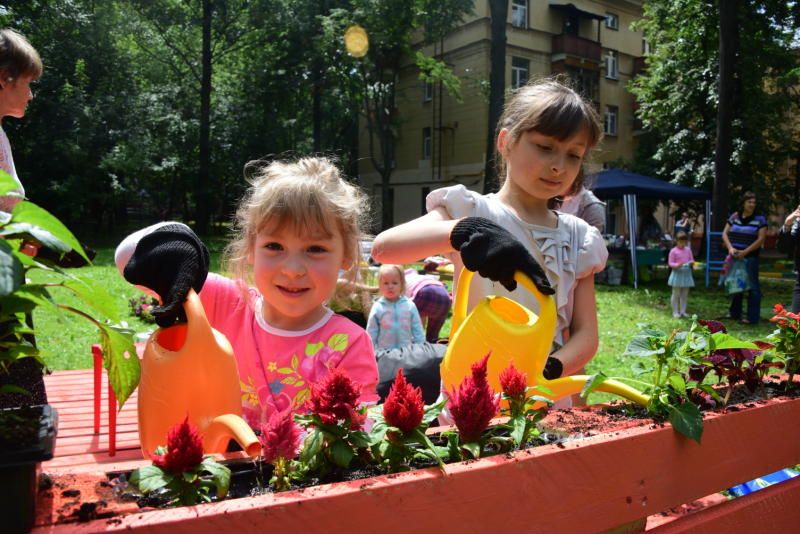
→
(344, 25, 369, 58)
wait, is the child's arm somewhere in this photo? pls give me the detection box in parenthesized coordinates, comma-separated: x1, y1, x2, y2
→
(373, 208, 457, 264)
(365, 302, 381, 349)
(550, 276, 599, 377)
(667, 248, 682, 269)
(409, 302, 426, 344)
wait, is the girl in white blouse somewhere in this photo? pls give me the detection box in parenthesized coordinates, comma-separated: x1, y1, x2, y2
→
(373, 78, 607, 382)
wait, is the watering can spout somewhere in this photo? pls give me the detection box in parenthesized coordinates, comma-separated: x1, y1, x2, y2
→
(205, 414, 261, 458)
(442, 269, 649, 408)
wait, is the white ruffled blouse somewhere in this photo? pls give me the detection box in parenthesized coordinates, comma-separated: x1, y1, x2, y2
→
(427, 185, 608, 348)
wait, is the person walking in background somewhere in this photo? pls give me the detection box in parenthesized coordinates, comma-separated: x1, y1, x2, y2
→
(782, 204, 800, 313)
(667, 232, 694, 318)
(405, 266, 452, 343)
(367, 264, 425, 351)
(721, 191, 767, 324)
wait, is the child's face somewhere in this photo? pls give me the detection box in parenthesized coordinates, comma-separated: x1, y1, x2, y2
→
(498, 129, 589, 202)
(379, 270, 403, 301)
(677, 240, 687, 248)
(250, 222, 349, 330)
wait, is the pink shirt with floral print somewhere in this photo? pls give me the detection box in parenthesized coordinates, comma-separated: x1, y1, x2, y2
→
(199, 273, 379, 428)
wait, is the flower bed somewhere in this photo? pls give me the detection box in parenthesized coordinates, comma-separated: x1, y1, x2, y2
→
(34, 391, 800, 532)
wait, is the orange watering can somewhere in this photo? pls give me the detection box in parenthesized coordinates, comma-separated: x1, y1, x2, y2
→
(441, 269, 649, 407)
(138, 289, 261, 459)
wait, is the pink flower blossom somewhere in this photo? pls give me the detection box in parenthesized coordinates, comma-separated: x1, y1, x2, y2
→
(152, 416, 205, 475)
(499, 362, 527, 399)
(448, 354, 499, 443)
(307, 368, 364, 430)
(259, 409, 302, 464)
(383, 369, 424, 433)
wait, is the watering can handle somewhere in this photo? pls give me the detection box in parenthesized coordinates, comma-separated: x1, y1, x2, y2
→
(450, 269, 552, 337)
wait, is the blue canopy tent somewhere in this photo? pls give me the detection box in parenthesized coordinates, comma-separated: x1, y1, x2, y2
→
(588, 169, 712, 288)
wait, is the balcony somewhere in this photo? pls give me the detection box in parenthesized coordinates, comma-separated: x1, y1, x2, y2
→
(551, 34, 601, 63)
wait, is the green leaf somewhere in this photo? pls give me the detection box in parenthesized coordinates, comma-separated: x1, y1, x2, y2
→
(4, 202, 89, 263)
(461, 441, 481, 459)
(421, 397, 447, 426)
(510, 415, 526, 446)
(305, 342, 323, 356)
(130, 465, 172, 493)
(668, 374, 687, 393)
(580, 371, 608, 398)
(329, 440, 354, 467)
(412, 428, 446, 470)
(666, 402, 704, 443)
(0, 170, 19, 197)
(60, 278, 120, 321)
(711, 332, 759, 351)
(300, 429, 324, 463)
(98, 322, 140, 409)
(327, 333, 348, 352)
(0, 240, 23, 296)
(348, 430, 371, 449)
(200, 458, 231, 498)
(280, 376, 297, 385)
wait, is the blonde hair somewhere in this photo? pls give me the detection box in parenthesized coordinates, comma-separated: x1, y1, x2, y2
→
(378, 264, 406, 293)
(224, 157, 369, 292)
(0, 29, 42, 81)
(495, 77, 602, 201)
(675, 231, 689, 243)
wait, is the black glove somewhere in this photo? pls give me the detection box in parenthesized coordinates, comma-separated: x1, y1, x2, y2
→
(450, 217, 554, 295)
(122, 224, 209, 327)
(542, 357, 563, 380)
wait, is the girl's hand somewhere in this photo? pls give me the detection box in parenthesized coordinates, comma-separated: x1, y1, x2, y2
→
(121, 223, 210, 327)
(450, 217, 554, 295)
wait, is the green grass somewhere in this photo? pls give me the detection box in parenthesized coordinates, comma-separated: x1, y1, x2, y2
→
(33, 244, 792, 406)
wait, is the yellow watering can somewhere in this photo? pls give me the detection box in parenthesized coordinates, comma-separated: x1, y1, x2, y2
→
(138, 289, 261, 459)
(441, 269, 649, 407)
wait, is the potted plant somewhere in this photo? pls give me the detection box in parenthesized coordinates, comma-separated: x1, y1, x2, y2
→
(0, 170, 138, 533)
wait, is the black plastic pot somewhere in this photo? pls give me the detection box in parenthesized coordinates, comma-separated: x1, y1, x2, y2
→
(0, 404, 58, 533)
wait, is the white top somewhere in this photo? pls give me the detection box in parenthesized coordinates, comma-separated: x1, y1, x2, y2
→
(0, 126, 24, 213)
(427, 185, 608, 348)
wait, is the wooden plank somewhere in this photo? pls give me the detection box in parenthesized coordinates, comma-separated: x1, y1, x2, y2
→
(650, 474, 800, 533)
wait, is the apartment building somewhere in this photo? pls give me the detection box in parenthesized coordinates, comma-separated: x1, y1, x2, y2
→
(357, 0, 646, 227)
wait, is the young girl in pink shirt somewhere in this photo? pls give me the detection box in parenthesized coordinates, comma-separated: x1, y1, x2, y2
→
(668, 232, 695, 318)
(116, 157, 379, 428)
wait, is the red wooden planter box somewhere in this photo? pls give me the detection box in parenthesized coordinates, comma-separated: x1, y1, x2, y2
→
(33, 393, 800, 533)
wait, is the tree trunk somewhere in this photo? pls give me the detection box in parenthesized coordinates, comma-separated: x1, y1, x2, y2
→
(197, 0, 213, 234)
(713, 0, 737, 231)
(483, 0, 508, 194)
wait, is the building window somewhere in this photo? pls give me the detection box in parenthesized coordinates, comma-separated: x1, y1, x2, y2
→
(511, 0, 528, 29)
(604, 105, 618, 136)
(511, 57, 529, 90)
(566, 66, 599, 102)
(642, 39, 651, 55)
(605, 50, 619, 79)
(422, 127, 432, 160)
(423, 80, 434, 102)
(605, 12, 619, 30)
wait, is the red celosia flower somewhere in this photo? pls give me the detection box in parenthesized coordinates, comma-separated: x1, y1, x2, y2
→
(383, 369, 425, 433)
(260, 409, 302, 464)
(499, 362, 527, 399)
(152, 416, 205, 475)
(307, 368, 365, 430)
(448, 354, 499, 443)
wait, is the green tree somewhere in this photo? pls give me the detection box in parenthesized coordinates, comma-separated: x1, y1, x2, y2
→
(630, 0, 800, 219)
